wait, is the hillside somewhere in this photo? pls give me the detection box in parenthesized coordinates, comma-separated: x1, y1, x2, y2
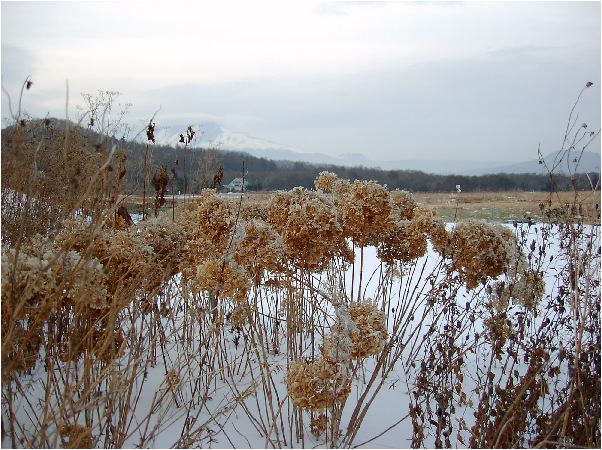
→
(1, 118, 599, 194)
(149, 122, 601, 175)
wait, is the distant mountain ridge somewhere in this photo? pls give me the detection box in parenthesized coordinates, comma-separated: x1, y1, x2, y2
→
(466, 149, 601, 175)
(151, 122, 600, 175)
(3, 118, 598, 194)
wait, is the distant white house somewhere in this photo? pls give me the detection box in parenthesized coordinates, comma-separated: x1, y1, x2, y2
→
(225, 177, 248, 192)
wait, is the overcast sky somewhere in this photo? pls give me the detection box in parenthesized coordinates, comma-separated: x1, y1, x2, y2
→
(1, 0, 600, 162)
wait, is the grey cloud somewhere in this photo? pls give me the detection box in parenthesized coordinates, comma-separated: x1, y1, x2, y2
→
(133, 47, 600, 162)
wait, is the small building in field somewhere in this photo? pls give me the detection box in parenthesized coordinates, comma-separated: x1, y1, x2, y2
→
(225, 177, 248, 192)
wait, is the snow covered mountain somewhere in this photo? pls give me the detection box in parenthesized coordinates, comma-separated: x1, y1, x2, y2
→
(148, 122, 298, 154)
(143, 122, 600, 175)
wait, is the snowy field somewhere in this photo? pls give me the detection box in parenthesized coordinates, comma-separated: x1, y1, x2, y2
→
(4, 219, 598, 449)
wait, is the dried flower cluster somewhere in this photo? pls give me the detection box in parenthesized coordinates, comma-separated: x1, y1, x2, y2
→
(194, 258, 249, 301)
(321, 305, 356, 372)
(490, 240, 545, 311)
(196, 190, 236, 250)
(314, 171, 339, 193)
(442, 220, 516, 289)
(310, 413, 328, 437)
(1, 237, 108, 316)
(315, 172, 449, 266)
(377, 218, 427, 264)
(229, 302, 251, 328)
(233, 218, 285, 285)
(59, 424, 96, 449)
(348, 300, 388, 359)
(267, 187, 352, 271)
(323, 301, 387, 361)
(55, 220, 165, 298)
(335, 180, 394, 248)
(286, 358, 351, 410)
(389, 189, 417, 220)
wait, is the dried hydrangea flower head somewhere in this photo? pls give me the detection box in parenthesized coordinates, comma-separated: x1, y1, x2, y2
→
(323, 299, 387, 360)
(286, 358, 351, 410)
(137, 216, 185, 288)
(322, 305, 356, 371)
(267, 187, 351, 271)
(348, 300, 388, 359)
(1, 242, 56, 320)
(375, 191, 426, 263)
(229, 302, 251, 328)
(196, 190, 236, 250)
(314, 171, 339, 193)
(2, 237, 108, 316)
(194, 257, 249, 302)
(411, 206, 450, 255)
(336, 180, 395, 248)
(174, 199, 203, 241)
(55, 219, 154, 301)
(484, 312, 512, 350)
(176, 192, 233, 279)
(310, 414, 328, 437)
(233, 218, 286, 285)
(377, 217, 427, 264)
(241, 201, 269, 222)
(490, 236, 545, 311)
(446, 220, 516, 289)
(59, 424, 96, 449)
(389, 189, 417, 220)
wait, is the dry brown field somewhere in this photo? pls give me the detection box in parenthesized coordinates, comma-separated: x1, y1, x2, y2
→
(124, 190, 601, 223)
(413, 190, 601, 222)
(236, 190, 601, 223)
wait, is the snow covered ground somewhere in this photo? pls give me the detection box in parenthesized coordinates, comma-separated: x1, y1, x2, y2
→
(4, 222, 599, 448)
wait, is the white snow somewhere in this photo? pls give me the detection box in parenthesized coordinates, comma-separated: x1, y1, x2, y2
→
(3, 222, 599, 448)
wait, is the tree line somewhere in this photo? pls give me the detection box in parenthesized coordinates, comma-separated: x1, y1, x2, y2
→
(2, 118, 598, 195)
